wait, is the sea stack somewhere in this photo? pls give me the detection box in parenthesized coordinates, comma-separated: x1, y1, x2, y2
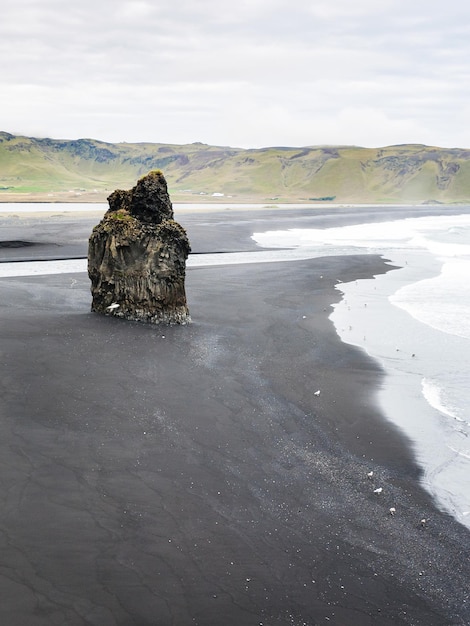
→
(88, 170, 191, 324)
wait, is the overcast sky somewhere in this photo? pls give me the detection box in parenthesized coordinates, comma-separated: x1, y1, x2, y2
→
(1, 0, 469, 148)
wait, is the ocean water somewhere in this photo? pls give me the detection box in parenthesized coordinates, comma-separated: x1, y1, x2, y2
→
(253, 212, 470, 528)
(0, 202, 107, 213)
(0, 201, 335, 214)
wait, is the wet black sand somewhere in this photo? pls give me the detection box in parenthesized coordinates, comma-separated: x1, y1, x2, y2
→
(0, 206, 469, 625)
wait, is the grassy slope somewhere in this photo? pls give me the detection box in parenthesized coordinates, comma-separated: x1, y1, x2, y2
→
(1, 131, 470, 203)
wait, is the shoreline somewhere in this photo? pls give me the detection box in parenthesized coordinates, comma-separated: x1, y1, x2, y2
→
(2, 189, 466, 205)
(331, 249, 470, 528)
(0, 207, 469, 624)
(1, 199, 469, 219)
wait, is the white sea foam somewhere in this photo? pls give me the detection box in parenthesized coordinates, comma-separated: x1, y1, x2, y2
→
(421, 378, 459, 420)
(253, 213, 470, 252)
(390, 260, 470, 339)
(0, 202, 107, 213)
(0, 259, 88, 276)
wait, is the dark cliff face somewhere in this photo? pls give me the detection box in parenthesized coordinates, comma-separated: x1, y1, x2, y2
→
(88, 170, 191, 324)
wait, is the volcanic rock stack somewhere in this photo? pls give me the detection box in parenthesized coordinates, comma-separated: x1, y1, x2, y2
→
(88, 170, 191, 324)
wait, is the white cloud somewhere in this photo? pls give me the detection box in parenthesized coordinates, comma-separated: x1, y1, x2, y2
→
(115, 1, 156, 20)
(199, 98, 427, 149)
(307, 0, 395, 19)
(1, 0, 470, 148)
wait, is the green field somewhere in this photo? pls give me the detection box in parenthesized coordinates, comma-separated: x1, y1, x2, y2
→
(1, 131, 470, 203)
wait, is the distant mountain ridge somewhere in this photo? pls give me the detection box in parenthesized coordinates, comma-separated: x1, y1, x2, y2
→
(1, 131, 470, 203)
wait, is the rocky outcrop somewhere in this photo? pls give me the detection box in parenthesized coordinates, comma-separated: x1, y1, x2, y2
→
(88, 170, 191, 324)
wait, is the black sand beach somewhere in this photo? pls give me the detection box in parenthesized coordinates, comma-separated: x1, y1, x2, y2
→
(1, 206, 469, 625)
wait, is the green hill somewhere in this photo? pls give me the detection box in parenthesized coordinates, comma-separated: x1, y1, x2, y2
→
(1, 131, 470, 203)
